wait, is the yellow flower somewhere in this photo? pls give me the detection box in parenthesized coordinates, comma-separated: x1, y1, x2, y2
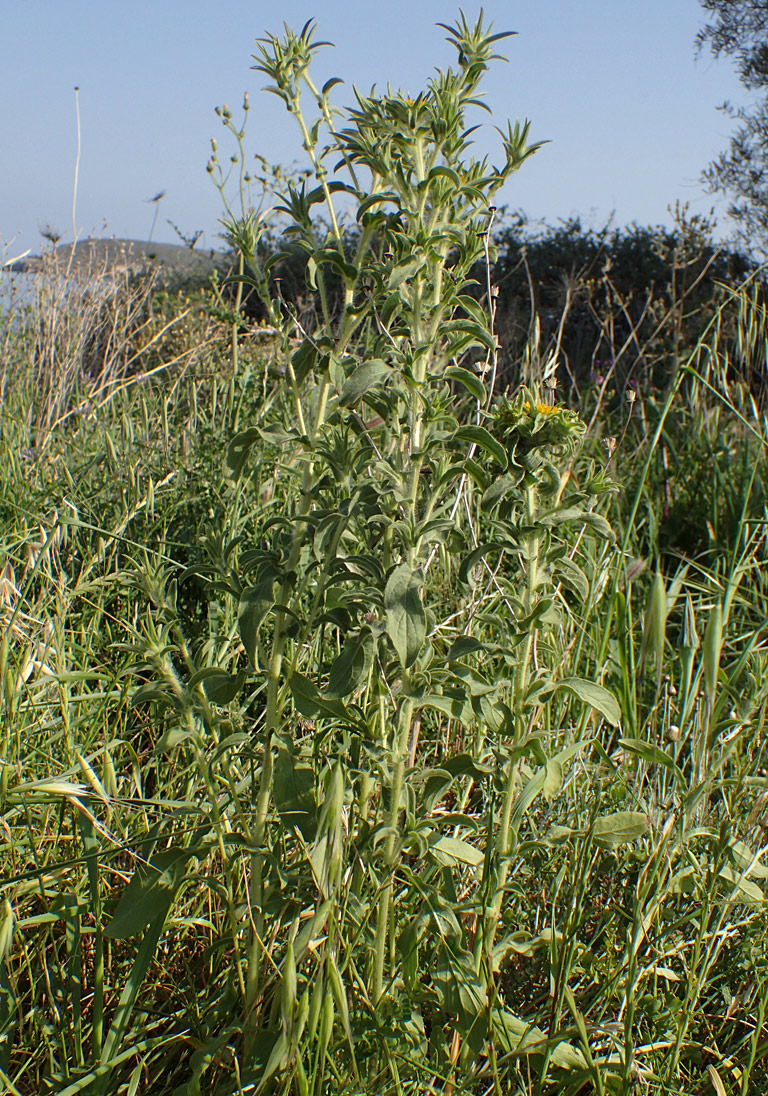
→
(493, 390, 585, 457)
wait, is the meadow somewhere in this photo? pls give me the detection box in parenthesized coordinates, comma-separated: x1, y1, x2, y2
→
(1, 15, 768, 1096)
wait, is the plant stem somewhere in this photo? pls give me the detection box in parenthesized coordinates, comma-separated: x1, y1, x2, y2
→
(489, 482, 540, 935)
(515, 483, 540, 708)
(244, 377, 331, 1039)
(371, 685, 414, 1000)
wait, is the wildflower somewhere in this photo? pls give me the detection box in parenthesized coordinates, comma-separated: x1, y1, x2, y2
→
(493, 389, 585, 460)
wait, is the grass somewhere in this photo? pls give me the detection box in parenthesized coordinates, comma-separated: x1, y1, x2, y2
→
(1, 251, 766, 1096)
(2, 16, 768, 1096)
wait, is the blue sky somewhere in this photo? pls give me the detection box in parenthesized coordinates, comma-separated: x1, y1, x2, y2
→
(3, 0, 747, 257)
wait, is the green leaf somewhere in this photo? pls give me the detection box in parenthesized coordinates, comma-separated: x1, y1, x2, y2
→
(380, 291, 401, 326)
(593, 811, 650, 850)
(449, 663, 497, 696)
(444, 366, 485, 402)
(718, 865, 765, 904)
(326, 633, 369, 698)
(446, 635, 484, 660)
(339, 360, 390, 406)
(225, 428, 261, 479)
(327, 952, 356, 1054)
(453, 294, 491, 328)
(310, 246, 358, 283)
(442, 319, 496, 353)
(356, 191, 398, 218)
(454, 425, 508, 467)
(440, 754, 495, 780)
(104, 846, 196, 939)
(458, 541, 508, 585)
(385, 564, 426, 669)
(557, 558, 590, 601)
(418, 691, 474, 727)
(463, 456, 491, 491)
(703, 599, 723, 705)
(542, 758, 562, 799)
(427, 165, 460, 187)
(537, 507, 614, 541)
(388, 256, 424, 288)
(291, 338, 317, 384)
(620, 737, 685, 782)
(538, 505, 587, 526)
(274, 744, 316, 840)
(290, 673, 350, 721)
(481, 471, 523, 510)
(509, 768, 547, 840)
(238, 581, 275, 666)
(433, 946, 488, 1051)
(398, 920, 421, 993)
(494, 1008, 586, 1068)
(548, 677, 621, 727)
(580, 511, 615, 540)
(321, 76, 344, 96)
(429, 836, 484, 866)
(191, 667, 246, 705)
(729, 840, 768, 879)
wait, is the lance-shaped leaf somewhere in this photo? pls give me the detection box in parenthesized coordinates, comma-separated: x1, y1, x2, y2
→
(326, 632, 369, 697)
(274, 742, 317, 840)
(593, 811, 650, 850)
(104, 831, 207, 939)
(429, 835, 484, 867)
(225, 428, 261, 480)
(445, 365, 486, 403)
(189, 667, 246, 705)
(385, 563, 426, 668)
(542, 677, 621, 727)
(454, 424, 508, 467)
(239, 579, 276, 666)
(339, 359, 390, 407)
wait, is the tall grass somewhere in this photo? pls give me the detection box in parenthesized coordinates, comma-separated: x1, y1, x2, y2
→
(1, 17, 768, 1096)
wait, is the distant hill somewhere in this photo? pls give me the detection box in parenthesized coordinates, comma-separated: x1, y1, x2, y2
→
(8, 238, 230, 279)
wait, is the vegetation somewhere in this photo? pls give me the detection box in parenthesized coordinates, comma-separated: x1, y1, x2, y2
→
(2, 14, 768, 1096)
(698, 0, 768, 254)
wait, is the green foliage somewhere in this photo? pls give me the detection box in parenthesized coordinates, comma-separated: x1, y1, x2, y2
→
(1, 12, 768, 1096)
(698, 0, 768, 254)
(491, 206, 753, 391)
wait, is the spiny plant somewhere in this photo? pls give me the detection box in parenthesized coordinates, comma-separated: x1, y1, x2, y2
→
(4, 13, 768, 1096)
(155, 13, 625, 1092)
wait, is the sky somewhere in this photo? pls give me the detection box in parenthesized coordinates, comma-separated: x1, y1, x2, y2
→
(2, 0, 749, 260)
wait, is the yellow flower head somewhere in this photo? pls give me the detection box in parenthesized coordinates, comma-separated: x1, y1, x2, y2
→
(493, 390, 585, 457)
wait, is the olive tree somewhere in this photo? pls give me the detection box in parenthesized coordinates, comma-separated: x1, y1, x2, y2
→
(698, 0, 768, 253)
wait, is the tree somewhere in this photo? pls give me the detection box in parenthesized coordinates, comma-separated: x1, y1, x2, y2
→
(697, 0, 768, 254)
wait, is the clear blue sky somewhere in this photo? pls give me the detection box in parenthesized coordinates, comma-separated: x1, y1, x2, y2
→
(3, 0, 746, 257)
